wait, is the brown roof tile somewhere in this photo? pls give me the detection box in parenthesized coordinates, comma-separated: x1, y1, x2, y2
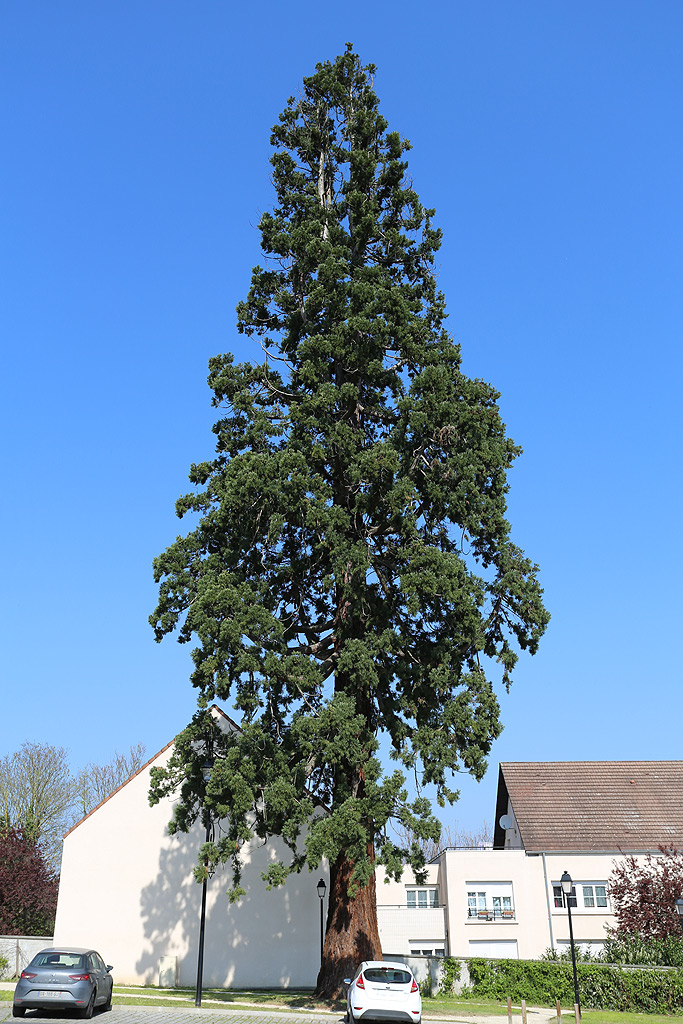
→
(495, 761, 683, 852)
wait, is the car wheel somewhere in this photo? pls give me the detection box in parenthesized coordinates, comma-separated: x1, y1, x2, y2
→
(80, 990, 96, 1019)
(12, 1006, 25, 1018)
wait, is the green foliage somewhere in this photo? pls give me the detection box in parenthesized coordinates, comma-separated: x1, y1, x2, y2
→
(418, 978, 433, 998)
(466, 957, 683, 1014)
(0, 954, 8, 978)
(541, 945, 599, 962)
(150, 45, 548, 898)
(439, 957, 462, 993)
(602, 933, 683, 967)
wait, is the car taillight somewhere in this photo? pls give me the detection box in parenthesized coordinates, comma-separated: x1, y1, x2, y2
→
(410, 978, 418, 993)
(69, 973, 91, 981)
(356, 974, 365, 989)
(20, 972, 36, 979)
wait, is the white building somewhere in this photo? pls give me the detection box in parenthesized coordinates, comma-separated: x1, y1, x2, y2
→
(56, 736, 683, 984)
(378, 761, 683, 962)
(54, 709, 328, 987)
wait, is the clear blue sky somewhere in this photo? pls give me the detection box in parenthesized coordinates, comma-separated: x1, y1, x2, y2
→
(2, 1, 682, 835)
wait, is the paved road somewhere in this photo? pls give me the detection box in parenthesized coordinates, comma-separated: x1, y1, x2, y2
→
(0, 1006, 339, 1024)
(0, 1003, 558, 1024)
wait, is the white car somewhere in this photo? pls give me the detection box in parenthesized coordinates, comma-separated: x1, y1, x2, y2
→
(344, 961, 421, 1024)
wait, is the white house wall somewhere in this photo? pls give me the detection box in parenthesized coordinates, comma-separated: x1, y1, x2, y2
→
(378, 849, 622, 962)
(377, 864, 446, 956)
(54, 744, 328, 987)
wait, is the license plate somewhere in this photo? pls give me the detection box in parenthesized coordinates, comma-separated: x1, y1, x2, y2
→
(39, 991, 66, 998)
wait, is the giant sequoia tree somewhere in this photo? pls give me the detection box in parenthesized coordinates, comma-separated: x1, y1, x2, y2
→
(150, 46, 549, 997)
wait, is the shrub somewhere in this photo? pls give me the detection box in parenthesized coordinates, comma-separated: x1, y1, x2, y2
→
(609, 845, 683, 939)
(438, 958, 461, 994)
(602, 932, 683, 967)
(465, 957, 683, 1013)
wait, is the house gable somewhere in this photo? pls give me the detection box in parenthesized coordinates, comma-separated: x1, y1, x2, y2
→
(493, 760, 683, 853)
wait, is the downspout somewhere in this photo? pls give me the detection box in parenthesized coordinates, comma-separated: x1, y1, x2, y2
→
(542, 853, 555, 951)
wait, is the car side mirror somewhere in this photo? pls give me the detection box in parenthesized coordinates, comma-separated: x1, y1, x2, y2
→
(106, 966, 113, 973)
(343, 978, 351, 985)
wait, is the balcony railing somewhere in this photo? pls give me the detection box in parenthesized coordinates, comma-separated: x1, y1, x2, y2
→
(467, 906, 516, 921)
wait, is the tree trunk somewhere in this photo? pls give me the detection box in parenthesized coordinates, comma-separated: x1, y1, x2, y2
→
(315, 844, 382, 1000)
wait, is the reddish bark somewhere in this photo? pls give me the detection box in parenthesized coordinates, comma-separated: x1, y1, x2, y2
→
(316, 844, 382, 1000)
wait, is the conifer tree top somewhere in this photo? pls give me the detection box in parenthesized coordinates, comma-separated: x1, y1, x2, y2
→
(150, 46, 549, 915)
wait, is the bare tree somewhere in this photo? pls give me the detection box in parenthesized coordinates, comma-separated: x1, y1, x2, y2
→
(74, 743, 147, 819)
(391, 820, 493, 862)
(0, 742, 74, 871)
(0, 740, 147, 871)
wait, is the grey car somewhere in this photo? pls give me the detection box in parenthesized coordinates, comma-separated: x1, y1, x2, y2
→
(13, 947, 113, 1018)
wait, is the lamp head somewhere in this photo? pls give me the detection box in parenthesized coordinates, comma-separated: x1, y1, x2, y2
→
(560, 870, 573, 896)
(317, 878, 327, 899)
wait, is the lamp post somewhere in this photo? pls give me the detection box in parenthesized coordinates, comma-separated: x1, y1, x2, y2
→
(561, 870, 580, 1018)
(195, 759, 213, 1009)
(317, 878, 327, 962)
(675, 898, 683, 933)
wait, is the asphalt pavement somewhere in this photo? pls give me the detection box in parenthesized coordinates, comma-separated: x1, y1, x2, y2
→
(1, 1006, 338, 1024)
(0, 1003, 559, 1024)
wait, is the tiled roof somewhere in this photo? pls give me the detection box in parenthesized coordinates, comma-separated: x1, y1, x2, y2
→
(494, 761, 683, 852)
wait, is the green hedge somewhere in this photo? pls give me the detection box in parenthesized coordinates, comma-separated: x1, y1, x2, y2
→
(465, 957, 683, 1014)
(602, 933, 683, 967)
(439, 958, 462, 994)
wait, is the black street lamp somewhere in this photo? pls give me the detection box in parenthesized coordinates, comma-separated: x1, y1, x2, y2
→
(561, 871, 580, 1018)
(675, 898, 683, 933)
(195, 759, 214, 1009)
(317, 878, 327, 962)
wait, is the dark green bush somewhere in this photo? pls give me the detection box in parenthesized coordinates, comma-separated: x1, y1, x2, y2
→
(465, 957, 683, 1013)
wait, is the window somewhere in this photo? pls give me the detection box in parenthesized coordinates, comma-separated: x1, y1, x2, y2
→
(409, 944, 446, 957)
(32, 953, 85, 969)
(467, 891, 486, 915)
(553, 884, 576, 909)
(582, 885, 608, 908)
(364, 968, 412, 985)
(407, 887, 439, 908)
(553, 882, 608, 911)
(466, 882, 514, 919)
(493, 895, 513, 915)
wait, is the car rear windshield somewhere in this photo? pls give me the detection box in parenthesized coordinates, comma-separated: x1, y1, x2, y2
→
(363, 968, 412, 985)
(31, 953, 87, 969)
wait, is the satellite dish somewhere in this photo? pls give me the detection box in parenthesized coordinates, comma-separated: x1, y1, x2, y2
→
(499, 814, 513, 830)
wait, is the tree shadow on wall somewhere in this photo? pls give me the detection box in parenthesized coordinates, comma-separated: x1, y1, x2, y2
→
(136, 821, 324, 989)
